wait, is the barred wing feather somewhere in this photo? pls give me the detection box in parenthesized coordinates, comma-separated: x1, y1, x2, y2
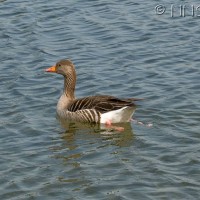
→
(68, 95, 137, 114)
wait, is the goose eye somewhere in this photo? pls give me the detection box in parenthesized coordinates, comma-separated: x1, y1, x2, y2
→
(58, 64, 61, 67)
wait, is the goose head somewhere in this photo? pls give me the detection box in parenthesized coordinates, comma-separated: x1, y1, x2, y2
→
(45, 59, 76, 78)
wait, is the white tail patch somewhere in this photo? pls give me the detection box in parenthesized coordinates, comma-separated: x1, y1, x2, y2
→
(100, 106, 135, 124)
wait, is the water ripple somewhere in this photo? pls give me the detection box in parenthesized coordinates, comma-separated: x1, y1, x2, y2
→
(0, 0, 200, 199)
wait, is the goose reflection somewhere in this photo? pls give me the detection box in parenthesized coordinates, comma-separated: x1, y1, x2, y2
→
(58, 117, 135, 147)
(51, 119, 136, 185)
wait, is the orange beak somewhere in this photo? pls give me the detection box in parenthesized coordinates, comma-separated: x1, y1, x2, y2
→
(45, 65, 56, 73)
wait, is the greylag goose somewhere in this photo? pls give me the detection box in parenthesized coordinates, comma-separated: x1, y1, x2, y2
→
(45, 59, 142, 126)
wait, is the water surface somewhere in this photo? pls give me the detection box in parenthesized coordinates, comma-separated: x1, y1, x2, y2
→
(0, 0, 200, 199)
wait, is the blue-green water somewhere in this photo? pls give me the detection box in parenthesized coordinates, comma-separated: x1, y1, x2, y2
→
(1, 1, 200, 199)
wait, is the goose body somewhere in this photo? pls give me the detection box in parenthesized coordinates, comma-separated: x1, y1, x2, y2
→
(45, 59, 142, 125)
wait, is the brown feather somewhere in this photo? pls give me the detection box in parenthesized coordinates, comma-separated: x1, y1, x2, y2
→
(68, 95, 139, 114)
